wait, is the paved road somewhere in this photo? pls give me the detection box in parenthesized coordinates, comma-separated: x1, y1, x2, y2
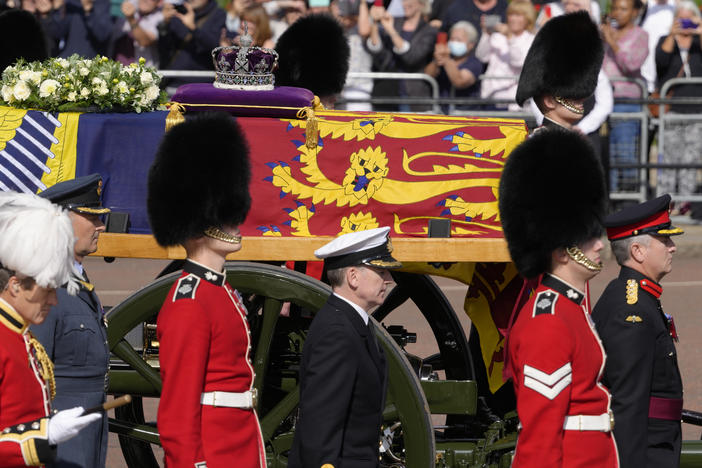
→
(89, 223, 702, 467)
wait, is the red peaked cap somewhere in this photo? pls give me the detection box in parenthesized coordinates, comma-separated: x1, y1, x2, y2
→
(605, 194, 684, 240)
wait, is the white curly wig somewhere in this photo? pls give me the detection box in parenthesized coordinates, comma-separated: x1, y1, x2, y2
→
(0, 191, 78, 295)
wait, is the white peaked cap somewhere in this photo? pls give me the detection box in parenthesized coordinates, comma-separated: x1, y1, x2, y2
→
(315, 226, 401, 270)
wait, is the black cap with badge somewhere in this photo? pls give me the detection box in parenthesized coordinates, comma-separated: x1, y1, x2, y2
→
(39, 174, 111, 215)
(605, 194, 684, 241)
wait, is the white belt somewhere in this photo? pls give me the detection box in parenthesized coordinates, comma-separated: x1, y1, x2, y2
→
(200, 390, 257, 409)
(563, 412, 614, 432)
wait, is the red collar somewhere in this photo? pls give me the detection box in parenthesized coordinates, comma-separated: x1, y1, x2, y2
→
(639, 278, 662, 298)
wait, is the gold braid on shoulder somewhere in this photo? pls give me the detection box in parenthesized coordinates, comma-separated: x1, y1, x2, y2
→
(28, 333, 56, 400)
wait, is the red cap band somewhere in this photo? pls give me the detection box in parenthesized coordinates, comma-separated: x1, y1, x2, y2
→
(606, 209, 671, 240)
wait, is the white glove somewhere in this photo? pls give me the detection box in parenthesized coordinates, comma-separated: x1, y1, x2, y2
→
(48, 407, 102, 445)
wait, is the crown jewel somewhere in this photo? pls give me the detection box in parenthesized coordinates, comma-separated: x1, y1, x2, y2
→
(211, 24, 278, 90)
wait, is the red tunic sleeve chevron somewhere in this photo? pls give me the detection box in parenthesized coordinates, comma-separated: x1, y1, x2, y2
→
(507, 274, 619, 468)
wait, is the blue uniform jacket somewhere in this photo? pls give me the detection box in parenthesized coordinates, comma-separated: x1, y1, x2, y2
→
(31, 272, 110, 468)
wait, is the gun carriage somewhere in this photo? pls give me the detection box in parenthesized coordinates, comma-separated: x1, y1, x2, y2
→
(1, 103, 700, 467)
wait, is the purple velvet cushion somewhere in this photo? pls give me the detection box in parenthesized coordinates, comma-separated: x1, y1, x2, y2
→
(171, 84, 316, 118)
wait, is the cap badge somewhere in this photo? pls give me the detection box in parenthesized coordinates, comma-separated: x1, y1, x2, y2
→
(626, 279, 638, 305)
(97, 179, 102, 196)
(625, 315, 643, 323)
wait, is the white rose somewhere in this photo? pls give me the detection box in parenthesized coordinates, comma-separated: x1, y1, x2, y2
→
(97, 86, 109, 96)
(145, 85, 159, 101)
(80, 87, 91, 98)
(139, 96, 150, 106)
(19, 70, 32, 81)
(29, 71, 42, 85)
(39, 79, 60, 98)
(79, 67, 90, 76)
(116, 81, 129, 94)
(12, 81, 31, 101)
(139, 71, 153, 85)
(57, 58, 70, 68)
(91, 77, 105, 87)
(1, 85, 13, 102)
(67, 91, 77, 102)
(123, 67, 134, 75)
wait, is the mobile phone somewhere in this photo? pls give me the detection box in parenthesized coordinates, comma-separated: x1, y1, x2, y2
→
(174, 3, 187, 13)
(484, 14, 500, 30)
(436, 31, 447, 45)
(680, 18, 696, 29)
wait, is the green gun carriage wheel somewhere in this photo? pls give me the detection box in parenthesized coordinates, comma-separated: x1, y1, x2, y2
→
(106, 262, 434, 468)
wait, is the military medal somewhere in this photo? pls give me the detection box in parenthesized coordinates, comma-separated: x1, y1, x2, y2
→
(665, 313, 679, 342)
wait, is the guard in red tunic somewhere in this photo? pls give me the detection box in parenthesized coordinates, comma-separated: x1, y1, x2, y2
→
(593, 194, 684, 468)
(0, 192, 101, 467)
(499, 129, 619, 467)
(147, 112, 265, 468)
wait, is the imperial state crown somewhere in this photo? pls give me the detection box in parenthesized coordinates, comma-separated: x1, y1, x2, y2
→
(211, 30, 278, 91)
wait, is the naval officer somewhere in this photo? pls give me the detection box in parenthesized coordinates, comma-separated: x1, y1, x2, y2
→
(288, 226, 400, 468)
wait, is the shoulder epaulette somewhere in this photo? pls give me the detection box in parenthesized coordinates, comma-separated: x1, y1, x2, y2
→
(532, 291, 557, 317)
(626, 279, 638, 305)
(173, 275, 200, 302)
(1, 417, 55, 465)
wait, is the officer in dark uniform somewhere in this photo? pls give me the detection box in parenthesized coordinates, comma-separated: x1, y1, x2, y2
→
(31, 174, 111, 468)
(516, 11, 603, 132)
(592, 194, 684, 468)
(288, 227, 400, 468)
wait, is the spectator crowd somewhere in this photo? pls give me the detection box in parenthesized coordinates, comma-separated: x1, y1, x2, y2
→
(1, 0, 701, 209)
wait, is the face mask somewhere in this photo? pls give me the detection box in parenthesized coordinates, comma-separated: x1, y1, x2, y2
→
(448, 40, 468, 57)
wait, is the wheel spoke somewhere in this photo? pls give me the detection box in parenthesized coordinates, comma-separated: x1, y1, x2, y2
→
(253, 297, 283, 408)
(112, 339, 162, 393)
(108, 418, 161, 445)
(260, 386, 299, 441)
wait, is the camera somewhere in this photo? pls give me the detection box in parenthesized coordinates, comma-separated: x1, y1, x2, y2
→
(166, 0, 188, 14)
(680, 18, 697, 30)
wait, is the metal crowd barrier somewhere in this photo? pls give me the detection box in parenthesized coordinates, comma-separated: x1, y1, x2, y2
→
(156, 70, 701, 203)
(657, 77, 702, 202)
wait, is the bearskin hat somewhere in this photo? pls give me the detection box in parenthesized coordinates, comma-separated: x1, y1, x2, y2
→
(274, 14, 350, 98)
(498, 129, 606, 279)
(147, 113, 251, 247)
(0, 10, 49, 73)
(515, 11, 603, 106)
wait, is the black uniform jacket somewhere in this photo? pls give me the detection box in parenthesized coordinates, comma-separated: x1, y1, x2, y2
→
(592, 266, 683, 468)
(288, 294, 388, 468)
